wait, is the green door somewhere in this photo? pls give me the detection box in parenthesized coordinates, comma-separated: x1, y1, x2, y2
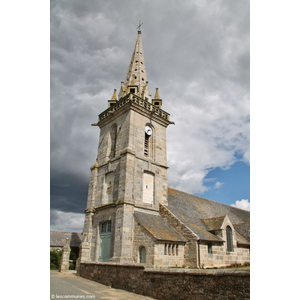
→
(99, 221, 112, 262)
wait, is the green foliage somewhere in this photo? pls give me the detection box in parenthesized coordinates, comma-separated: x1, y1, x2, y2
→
(50, 250, 62, 270)
(70, 250, 78, 261)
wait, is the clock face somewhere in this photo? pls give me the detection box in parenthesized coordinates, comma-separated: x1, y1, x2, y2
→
(145, 125, 152, 136)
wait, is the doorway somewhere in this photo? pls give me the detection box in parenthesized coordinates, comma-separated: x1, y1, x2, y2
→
(99, 221, 112, 262)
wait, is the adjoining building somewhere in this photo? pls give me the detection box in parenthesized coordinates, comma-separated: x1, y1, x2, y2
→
(50, 231, 82, 258)
(78, 30, 250, 269)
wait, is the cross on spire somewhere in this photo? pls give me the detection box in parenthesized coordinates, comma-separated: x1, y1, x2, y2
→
(137, 21, 143, 32)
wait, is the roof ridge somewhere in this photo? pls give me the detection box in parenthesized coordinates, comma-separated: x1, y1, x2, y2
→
(168, 187, 250, 213)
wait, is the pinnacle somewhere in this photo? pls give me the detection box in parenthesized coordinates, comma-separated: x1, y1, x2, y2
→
(118, 31, 151, 101)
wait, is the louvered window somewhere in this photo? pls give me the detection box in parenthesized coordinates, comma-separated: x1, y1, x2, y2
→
(144, 133, 149, 156)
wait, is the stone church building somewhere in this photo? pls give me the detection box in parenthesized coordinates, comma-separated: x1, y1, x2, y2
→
(78, 30, 250, 269)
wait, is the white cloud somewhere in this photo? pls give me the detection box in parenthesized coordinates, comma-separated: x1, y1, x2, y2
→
(214, 181, 224, 189)
(50, 210, 85, 232)
(231, 199, 250, 211)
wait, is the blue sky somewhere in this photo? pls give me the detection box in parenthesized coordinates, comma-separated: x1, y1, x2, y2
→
(199, 161, 250, 207)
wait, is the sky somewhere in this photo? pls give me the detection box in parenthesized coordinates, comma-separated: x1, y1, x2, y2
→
(50, 0, 250, 232)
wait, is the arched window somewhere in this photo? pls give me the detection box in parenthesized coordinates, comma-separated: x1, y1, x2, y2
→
(226, 226, 233, 252)
(139, 246, 146, 263)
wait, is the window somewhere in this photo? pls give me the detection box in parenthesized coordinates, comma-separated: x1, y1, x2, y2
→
(226, 226, 233, 252)
(110, 124, 117, 158)
(208, 243, 212, 254)
(139, 247, 146, 263)
(144, 124, 154, 159)
(164, 243, 179, 256)
(144, 133, 149, 156)
(130, 88, 135, 94)
(143, 172, 154, 204)
(154, 102, 160, 106)
(104, 172, 114, 204)
(101, 221, 111, 233)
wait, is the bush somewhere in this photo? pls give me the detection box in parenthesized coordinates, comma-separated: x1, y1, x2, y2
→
(50, 250, 62, 270)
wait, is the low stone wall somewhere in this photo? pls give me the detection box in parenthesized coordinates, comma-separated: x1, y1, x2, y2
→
(78, 262, 250, 300)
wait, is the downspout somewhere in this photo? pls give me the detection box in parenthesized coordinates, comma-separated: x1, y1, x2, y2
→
(198, 240, 201, 269)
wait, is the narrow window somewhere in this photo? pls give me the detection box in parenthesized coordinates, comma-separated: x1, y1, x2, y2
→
(140, 247, 146, 263)
(208, 243, 212, 254)
(143, 172, 154, 204)
(110, 124, 117, 159)
(226, 226, 233, 252)
(164, 244, 167, 255)
(176, 245, 179, 256)
(144, 133, 149, 156)
(130, 88, 135, 94)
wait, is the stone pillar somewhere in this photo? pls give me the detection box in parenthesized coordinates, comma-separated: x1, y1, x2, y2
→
(76, 233, 91, 275)
(59, 238, 71, 272)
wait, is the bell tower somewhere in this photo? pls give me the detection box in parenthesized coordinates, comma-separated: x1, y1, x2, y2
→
(83, 30, 174, 264)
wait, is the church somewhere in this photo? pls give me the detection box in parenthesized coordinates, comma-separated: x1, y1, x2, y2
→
(79, 30, 250, 269)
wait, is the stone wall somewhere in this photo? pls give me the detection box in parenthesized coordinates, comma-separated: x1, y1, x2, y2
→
(79, 262, 250, 300)
(159, 205, 199, 268)
(199, 242, 250, 268)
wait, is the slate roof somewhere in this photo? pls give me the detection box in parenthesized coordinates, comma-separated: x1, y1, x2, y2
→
(235, 230, 250, 246)
(203, 216, 226, 231)
(134, 211, 186, 242)
(50, 231, 83, 247)
(233, 222, 250, 242)
(167, 188, 250, 243)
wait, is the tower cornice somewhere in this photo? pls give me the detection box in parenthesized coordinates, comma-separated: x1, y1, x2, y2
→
(94, 93, 174, 128)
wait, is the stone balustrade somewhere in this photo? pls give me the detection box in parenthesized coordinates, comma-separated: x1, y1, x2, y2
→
(98, 94, 170, 123)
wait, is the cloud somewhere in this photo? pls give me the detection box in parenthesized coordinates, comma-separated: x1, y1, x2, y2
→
(50, 210, 85, 232)
(214, 182, 224, 189)
(231, 199, 250, 211)
(50, 0, 249, 231)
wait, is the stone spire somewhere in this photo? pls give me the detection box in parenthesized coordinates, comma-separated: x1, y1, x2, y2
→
(118, 31, 151, 101)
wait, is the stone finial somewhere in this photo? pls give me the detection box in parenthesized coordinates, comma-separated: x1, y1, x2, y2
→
(154, 88, 160, 99)
(83, 233, 88, 242)
(111, 89, 117, 100)
(59, 238, 71, 272)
